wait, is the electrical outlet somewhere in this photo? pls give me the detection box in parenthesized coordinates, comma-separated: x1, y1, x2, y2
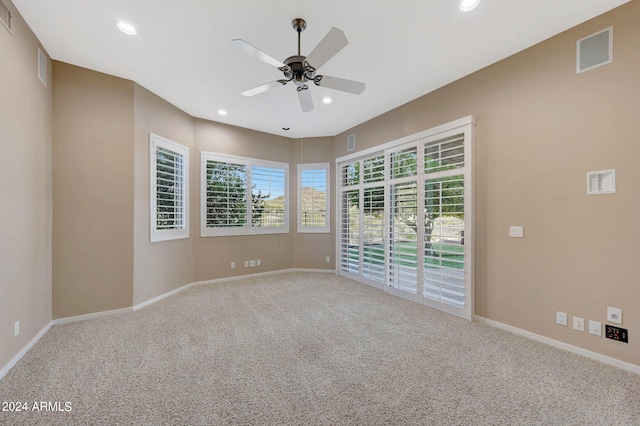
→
(231, 262, 236, 269)
(14, 321, 19, 337)
(556, 311, 568, 326)
(572, 316, 584, 332)
(256, 259, 261, 266)
(326, 256, 331, 263)
(244, 261, 249, 267)
(607, 307, 622, 324)
(249, 260, 256, 267)
(588, 320, 602, 336)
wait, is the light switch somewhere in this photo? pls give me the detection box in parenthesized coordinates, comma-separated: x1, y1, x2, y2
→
(509, 226, 524, 238)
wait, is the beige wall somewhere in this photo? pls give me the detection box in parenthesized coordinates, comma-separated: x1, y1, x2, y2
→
(334, 2, 640, 366)
(133, 84, 195, 305)
(291, 137, 336, 270)
(0, 1, 52, 369)
(49, 66, 337, 319)
(52, 62, 135, 318)
(193, 120, 296, 281)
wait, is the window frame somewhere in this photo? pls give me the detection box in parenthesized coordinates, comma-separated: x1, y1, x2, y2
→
(149, 133, 189, 242)
(297, 163, 330, 234)
(335, 116, 475, 320)
(201, 151, 289, 237)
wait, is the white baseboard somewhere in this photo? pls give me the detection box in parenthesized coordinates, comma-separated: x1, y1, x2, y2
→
(191, 268, 336, 287)
(290, 268, 336, 274)
(0, 321, 52, 380)
(52, 307, 133, 325)
(474, 316, 640, 375)
(133, 284, 195, 311)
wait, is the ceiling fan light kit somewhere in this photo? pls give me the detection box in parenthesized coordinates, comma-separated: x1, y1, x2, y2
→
(233, 18, 366, 112)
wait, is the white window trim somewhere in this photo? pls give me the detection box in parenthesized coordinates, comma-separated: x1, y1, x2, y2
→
(297, 163, 330, 234)
(149, 133, 189, 242)
(201, 151, 289, 237)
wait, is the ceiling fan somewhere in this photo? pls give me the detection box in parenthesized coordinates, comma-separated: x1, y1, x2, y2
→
(232, 18, 366, 112)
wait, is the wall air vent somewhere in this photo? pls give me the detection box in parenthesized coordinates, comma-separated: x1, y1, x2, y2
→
(0, 0, 11, 32)
(347, 134, 355, 152)
(38, 48, 47, 86)
(577, 27, 613, 74)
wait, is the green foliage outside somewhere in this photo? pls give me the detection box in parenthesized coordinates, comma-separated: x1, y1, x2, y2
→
(343, 150, 464, 263)
(205, 161, 269, 227)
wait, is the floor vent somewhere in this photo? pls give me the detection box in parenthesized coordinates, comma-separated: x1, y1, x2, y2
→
(0, 1, 11, 32)
(347, 134, 355, 152)
(38, 48, 47, 86)
(577, 27, 612, 74)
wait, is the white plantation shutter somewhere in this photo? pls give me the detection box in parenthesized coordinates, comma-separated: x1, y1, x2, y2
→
(156, 147, 185, 229)
(252, 165, 286, 227)
(388, 181, 419, 293)
(424, 134, 465, 173)
(201, 152, 288, 236)
(150, 134, 189, 242)
(298, 163, 330, 233)
(336, 117, 474, 320)
(423, 133, 466, 307)
(362, 186, 385, 283)
(339, 161, 361, 275)
(340, 189, 360, 275)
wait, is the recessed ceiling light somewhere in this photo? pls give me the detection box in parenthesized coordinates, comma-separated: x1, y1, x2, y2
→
(322, 97, 333, 104)
(460, 0, 480, 12)
(116, 22, 137, 35)
(218, 110, 227, 116)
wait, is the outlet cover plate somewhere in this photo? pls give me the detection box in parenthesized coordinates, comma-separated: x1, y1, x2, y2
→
(607, 307, 622, 324)
(588, 320, 602, 336)
(556, 311, 568, 326)
(572, 316, 584, 332)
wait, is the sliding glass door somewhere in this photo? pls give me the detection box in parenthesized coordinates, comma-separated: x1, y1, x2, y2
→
(337, 120, 473, 319)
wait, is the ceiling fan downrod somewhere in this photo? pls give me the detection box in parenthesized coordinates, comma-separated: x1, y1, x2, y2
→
(292, 18, 306, 56)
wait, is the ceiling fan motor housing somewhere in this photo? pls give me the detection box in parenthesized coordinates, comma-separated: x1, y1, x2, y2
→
(281, 55, 316, 84)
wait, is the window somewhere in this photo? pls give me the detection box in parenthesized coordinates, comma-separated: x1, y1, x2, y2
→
(337, 116, 474, 320)
(297, 163, 329, 233)
(150, 134, 189, 242)
(201, 152, 288, 236)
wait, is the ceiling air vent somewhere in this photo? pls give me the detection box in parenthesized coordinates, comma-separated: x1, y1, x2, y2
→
(0, 0, 11, 32)
(347, 134, 355, 152)
(577, 27, 613, 74)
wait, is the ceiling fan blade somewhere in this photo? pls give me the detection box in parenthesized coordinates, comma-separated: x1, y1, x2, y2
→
(232, 39, 284, 68)
(297, 87, 314, 112)
(241, 81, 285, 97)
(305, 27, 348, 70)
(315, 75, 366, 95)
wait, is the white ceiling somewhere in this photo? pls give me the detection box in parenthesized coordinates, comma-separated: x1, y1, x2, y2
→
(14, 0, 629, 139)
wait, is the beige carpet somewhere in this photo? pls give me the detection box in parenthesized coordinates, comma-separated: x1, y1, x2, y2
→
(1, 272, 639, 425)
